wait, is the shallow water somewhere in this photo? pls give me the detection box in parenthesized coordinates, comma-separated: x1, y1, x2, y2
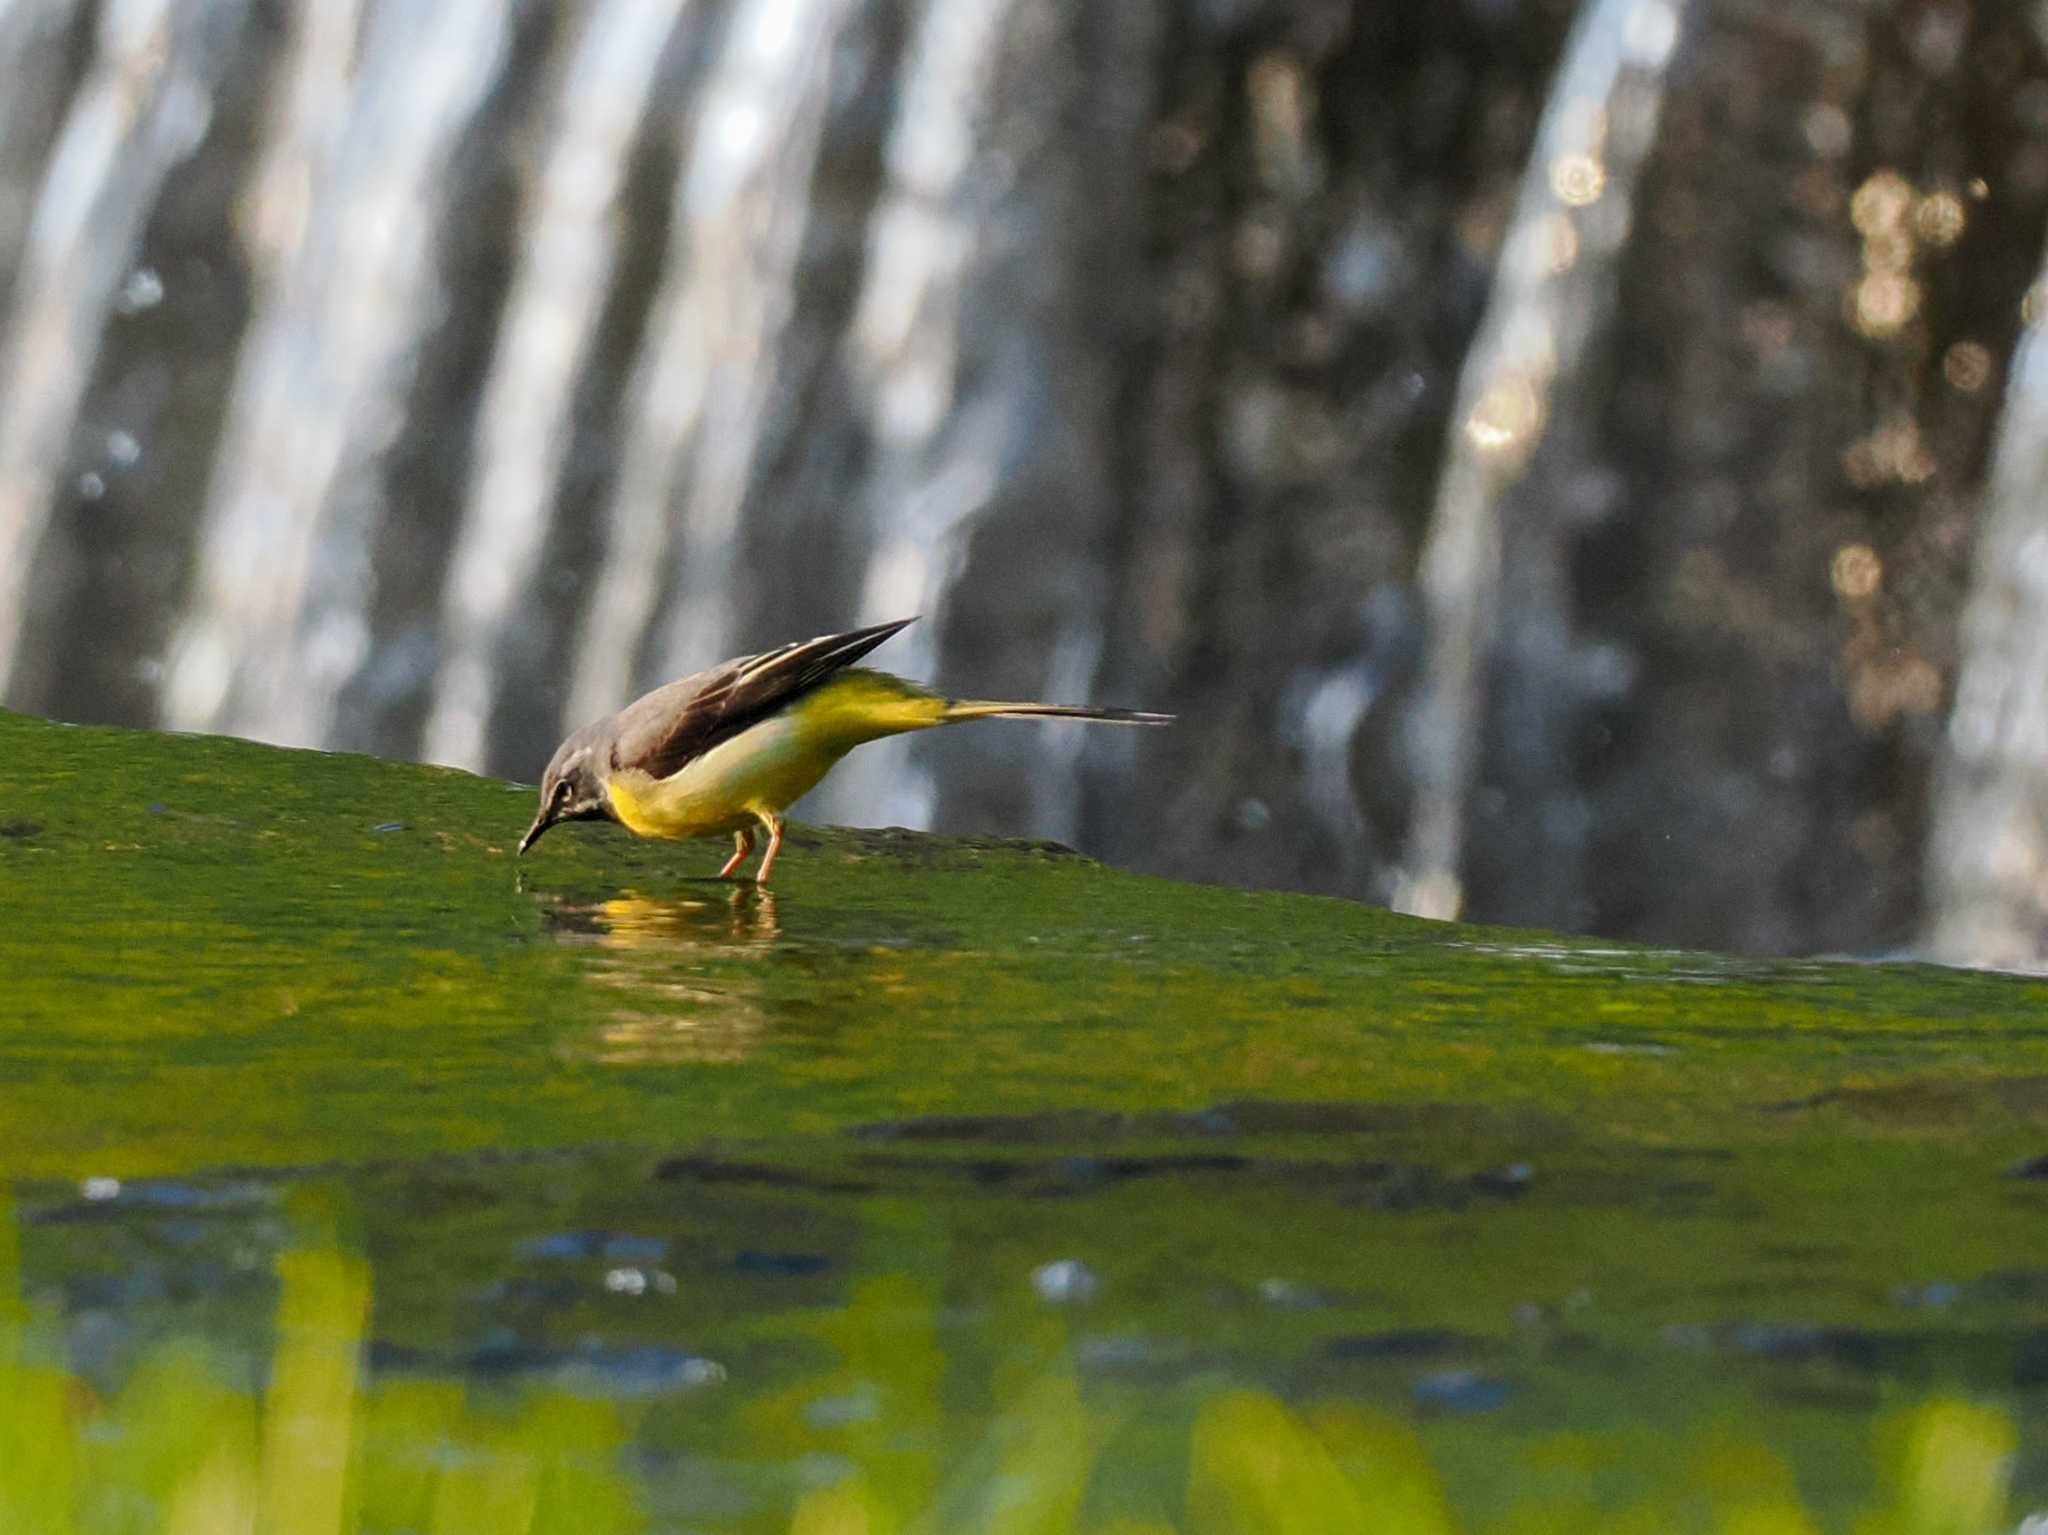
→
(4, 709, 2046, 1529)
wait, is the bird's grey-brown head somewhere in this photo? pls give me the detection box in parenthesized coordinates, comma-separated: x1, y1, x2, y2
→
(518, 730, 615, 854)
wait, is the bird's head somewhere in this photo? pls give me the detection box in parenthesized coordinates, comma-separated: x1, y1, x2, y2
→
(519, 731, 613, 854)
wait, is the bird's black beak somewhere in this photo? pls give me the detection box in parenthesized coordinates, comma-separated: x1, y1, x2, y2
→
(518, 810, 551, 856)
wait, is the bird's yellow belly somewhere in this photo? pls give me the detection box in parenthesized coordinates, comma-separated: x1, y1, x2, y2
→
(604, 713, 844, 840)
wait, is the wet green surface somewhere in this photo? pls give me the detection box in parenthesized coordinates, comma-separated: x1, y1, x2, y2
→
(4, 708, 2047, 1529)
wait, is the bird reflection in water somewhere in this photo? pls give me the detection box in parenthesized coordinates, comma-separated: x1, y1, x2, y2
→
(543, 885, 780, 1064)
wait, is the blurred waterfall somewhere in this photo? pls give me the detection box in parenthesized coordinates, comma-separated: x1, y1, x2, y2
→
(1395, 0, 1685, 923)
(0, 0, 250, 696)
(564, 0, 852, 735)
(422, 0, 691, 771)
(854, 1, 1157, 848)
(0, 0, 82, 314)
(1925, 300, 2048, 971)
(162, 0, 512, 745)
(805, 0, 1018, 829)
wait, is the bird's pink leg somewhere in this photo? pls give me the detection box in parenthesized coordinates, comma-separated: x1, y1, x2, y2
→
(717, 828, 755, 879)
(753, 815, 785, 883)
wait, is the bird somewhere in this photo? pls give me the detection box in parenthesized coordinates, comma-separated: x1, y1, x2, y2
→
(517, 617, 1171, 881)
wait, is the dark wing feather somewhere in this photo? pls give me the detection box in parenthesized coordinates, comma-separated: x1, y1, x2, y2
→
(607, 618, 917, 780)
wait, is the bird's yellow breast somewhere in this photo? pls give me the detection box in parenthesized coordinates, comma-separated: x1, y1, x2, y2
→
(603, 672, 946, 840)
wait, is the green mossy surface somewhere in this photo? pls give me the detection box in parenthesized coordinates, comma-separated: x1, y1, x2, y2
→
(4, 708, 2046, 1527)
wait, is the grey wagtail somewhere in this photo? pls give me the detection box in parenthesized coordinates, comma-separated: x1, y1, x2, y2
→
(518, 617, 1171, 881)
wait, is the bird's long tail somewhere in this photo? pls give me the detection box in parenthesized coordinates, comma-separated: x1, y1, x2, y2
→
(941, 699, 1174, 726)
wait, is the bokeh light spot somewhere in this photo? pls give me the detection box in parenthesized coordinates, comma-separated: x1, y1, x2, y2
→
(1464, 375, 1544, 457)
(1831, 542, 1882, 600)
(1851, 272, 1921, 337)
(1914, 190, 1966, 246)
(1550, 152, 1606, 207)
(1942, 340, 1993, 393)
(1851, 170, 1915, 235)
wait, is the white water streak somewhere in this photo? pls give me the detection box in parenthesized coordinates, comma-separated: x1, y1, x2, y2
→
(163, 0, 507, 744)
(0, 0, 244, 695)
(0, 0, 84, 313)
(566, 0, 848, 732)
(807, 0, 1016, 828)
(646, 0, 850, 685)
(423, 0, 689, 769)
(1395, 0, 1685, 920)
(1924, 294, 2048, 968)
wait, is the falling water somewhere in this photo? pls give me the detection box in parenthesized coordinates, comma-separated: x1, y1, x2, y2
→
(563, 0, 852, 735)
(802, 0, 1018, 830)
(0, 0, 250, 697)
(1924, 291, 2048, 971)
(1395, 0, 1686, 922)
(161, 0, 512, 745)
(850, 2, 1157, 849)
(0, 0, 83, 318)
(421, 0, 692, 771)
(639, 0, 857, 686)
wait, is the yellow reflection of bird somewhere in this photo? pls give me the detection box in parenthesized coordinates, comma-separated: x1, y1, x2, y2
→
(552, 887, 780, 1064)
(588, 885, 780, 951)
(518, 618, 1171, 881)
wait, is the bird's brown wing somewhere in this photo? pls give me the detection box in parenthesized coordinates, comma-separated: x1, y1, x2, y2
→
(606, 618, 917, 781)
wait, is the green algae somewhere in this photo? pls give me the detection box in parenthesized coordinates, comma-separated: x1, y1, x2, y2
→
(4, 707, 2048, 1527)
(7, 708, 2046, 1177)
